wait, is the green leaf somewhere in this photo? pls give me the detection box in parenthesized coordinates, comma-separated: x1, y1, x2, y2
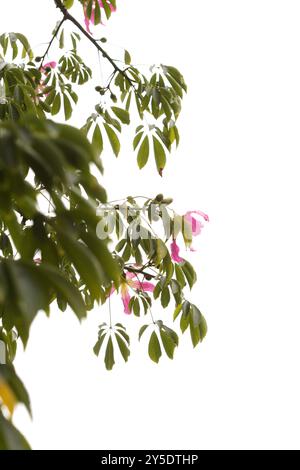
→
(175, 264, 186, 288)
(93, 332, 106, 356)
(94, 0, 102, 24)
(161, 287, 170, 308)
(102, 0, 112, 19)
(181, 261, 197, 289)
(115, 333, 130, 363)
(173, 303, 183, 320)
(92, 124, 103, 157)
(189, 306, 208, 345)
(160, 329, 178, 359)
(115, 239, 126, 252)
(122, 242, 131, 262)
(0, 365, 31, 416)
(190, 321, 201, 348)
(86, 0, 94, 19)
(104, 123, 120, 157)
(38, 264, 86, 321)
(180, 301, 190, 333)
(137, 135, 149, 169)
(1, 261, 50, 345)
(199, 314, 208, 341)
(155, 239, 168, 264)
(133, 298, 140, 317)
(51, 93, 61, 116)
(133, 131, 144, 150)
(104, 336, 115, 371)
(115, 327, 130, 345)
(153, 282, 162, 300)
(59, 29, 65, 49)
(0, 233, 13, 258)
(111, 106, 130, 125)
(124, 50, 131, 65)
(0, 409, 31, 450)
(153, 136, 166, 174)
(139, 324, 149, 340)
(15, 33, 33, 60)
(163, 65, 187, 92)
(57, 233, 103, 298)
(63, 93, 72, 121)
(180, 313, 189, 333)
(148, 331, 162, 364)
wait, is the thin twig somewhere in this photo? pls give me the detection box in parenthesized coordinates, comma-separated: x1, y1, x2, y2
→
(125, 265, 157, 280)
(40, 17, 66, 68)
(54, 0, 135, 89)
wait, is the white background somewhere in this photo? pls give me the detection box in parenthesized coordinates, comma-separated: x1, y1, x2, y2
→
(1, 0, 300, 450)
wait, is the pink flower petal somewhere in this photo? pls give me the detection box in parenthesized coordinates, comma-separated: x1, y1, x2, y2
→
(126, 272, 136, 281)
(131, 280, 155, 292)
(99, 0, 116, 11)
(109, 285, 116, 296)
(84, 13, 93, 34)
(126, 271, 155, 293)
(140, 282, 155, 292)
(186, 210, 209, 223)
(171, 240, 184, 263)
(121, 286, 131, 315)
(184, 213, 204, 236)
(184, 210, 209, 237)
(43, 61, 57, 70)
(83, 0, 116, 33)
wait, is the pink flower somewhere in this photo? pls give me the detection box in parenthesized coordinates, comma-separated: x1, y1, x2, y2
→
(120, 283, 131, 314)
(171, 240, 184, 263)
(171, 210, 209, 260)
(184, 210, 209, 236)
(42, 61, 57, 71)
(84, 1, 117, 34)
(110, 271, 155, 314)
(36, 61, 57, 102)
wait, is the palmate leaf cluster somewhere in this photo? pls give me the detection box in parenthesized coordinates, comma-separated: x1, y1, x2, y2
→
(82, 62, 186, 174)
(92, 195, 207, 369)
(0, 0, 207, 449)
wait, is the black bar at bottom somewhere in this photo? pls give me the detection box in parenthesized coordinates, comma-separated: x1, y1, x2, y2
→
(0, 450, 205, 464)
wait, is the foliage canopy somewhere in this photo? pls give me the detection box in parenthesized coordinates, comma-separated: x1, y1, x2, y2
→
(0, 0, 208, 449)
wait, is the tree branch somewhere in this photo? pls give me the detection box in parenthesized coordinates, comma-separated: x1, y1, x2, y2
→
(125, 266, 157, 280)
(54, 0, 134, 88)
(40, 17, 66, 68)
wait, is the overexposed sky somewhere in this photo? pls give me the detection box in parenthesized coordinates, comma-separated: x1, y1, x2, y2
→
(2, 0, 300, 449)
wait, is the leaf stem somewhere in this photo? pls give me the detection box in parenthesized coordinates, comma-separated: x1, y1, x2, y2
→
(108, 295, 112, 329)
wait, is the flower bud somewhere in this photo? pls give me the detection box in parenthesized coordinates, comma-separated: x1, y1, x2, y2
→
(154, 193, 164, 202)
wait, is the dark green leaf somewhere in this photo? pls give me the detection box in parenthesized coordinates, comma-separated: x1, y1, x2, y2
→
(153, 136, 166, 173)
(104, 336, 115, 371)
(115, 333, 130, 363)
(0, 409, 31, 450)
(111, 106, 130, 125)
(148, 331, 162, 364)
(104, 123, 120, 157)
(137, 135, 149, 169)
